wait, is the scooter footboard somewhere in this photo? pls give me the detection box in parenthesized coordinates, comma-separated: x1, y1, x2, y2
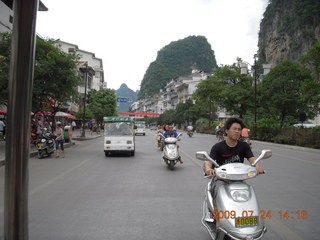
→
(215, 182, 266, 239)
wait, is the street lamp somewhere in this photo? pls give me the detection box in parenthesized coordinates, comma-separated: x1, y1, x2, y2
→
(80, 62, 88, 137)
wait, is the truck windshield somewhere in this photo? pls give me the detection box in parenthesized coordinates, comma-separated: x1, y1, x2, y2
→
(104, 122, 133, 136)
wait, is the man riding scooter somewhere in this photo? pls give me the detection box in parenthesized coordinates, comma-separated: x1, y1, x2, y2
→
(204, 118, 264, 225)
(163, 125, 183, 164)
(186, 125, 194, 137)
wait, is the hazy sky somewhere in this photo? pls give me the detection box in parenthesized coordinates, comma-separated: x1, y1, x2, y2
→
(36, 0, 269, 91)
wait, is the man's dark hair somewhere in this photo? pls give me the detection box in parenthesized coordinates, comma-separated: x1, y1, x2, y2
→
(224, 118, 245, 130)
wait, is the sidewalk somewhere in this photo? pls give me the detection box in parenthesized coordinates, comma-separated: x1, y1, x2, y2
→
(0, 128, 102, 167)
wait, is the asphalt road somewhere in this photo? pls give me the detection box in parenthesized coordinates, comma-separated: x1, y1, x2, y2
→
(0, 129, 319, 239)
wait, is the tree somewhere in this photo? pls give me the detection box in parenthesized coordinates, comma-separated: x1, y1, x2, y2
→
(258, 61, 320, 127)
(87, 89, 117, 122)
(0, 33, 81, 112)
(194, 62, 254, 119)
(300, 40, 320, 81)
(33, 37, 80, 112)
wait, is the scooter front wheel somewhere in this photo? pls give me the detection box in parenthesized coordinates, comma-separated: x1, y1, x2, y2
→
(38, 151, 45, 159)
(169, 160, 175, 170)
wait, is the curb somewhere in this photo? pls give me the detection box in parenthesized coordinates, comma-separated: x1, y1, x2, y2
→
(252, 139, 320, 154)
(0, 135, 102, 167)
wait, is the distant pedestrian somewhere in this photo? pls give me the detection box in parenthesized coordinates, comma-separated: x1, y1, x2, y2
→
(72, 120, 76, 131)
(55, 122, 65, 158)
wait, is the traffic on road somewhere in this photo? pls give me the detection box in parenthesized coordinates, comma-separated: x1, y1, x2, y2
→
(1, 127, 319, 239)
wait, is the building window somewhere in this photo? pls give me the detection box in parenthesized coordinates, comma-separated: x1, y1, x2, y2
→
(68, 48, 75, 53)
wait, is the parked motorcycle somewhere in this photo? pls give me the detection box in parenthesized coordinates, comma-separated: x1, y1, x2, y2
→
(196, 149, 272, 240)
(161, 132, 182, 170)
(37, 128, 56, 159)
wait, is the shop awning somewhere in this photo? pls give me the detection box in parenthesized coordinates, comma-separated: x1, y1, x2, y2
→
(55, 111, 75, 119)
(0, 110, 7, 115)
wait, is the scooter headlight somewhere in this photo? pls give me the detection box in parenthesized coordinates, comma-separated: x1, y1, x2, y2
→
(230, 190, 250, 202)
(217, 172, 228, 179)
(41, 139, 46, 143)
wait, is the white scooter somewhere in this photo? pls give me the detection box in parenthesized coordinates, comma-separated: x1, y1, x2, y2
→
(161, 132, 182, 170)
(196, 150, 272, 240)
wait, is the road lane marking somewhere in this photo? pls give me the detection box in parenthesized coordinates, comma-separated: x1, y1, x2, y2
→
(0, 157, 93, 215)
(180, 148, 203, 168)
(274, 152, 320, 166)
(28, 158, 92, 196)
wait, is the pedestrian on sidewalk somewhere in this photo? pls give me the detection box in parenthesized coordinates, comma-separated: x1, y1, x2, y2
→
(55, 122, 65, 158)
(72, 120, 76, 131)
(0, 118, 5, 140)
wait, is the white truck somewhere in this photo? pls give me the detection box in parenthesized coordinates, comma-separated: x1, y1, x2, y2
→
(103, 116, 135, 156)
(134, 121, 146, 135)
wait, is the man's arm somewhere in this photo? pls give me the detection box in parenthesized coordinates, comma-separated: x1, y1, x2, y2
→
(204, 145, 217, 176)
(204, 161, 215, 176)
(248, 157, 264, 174)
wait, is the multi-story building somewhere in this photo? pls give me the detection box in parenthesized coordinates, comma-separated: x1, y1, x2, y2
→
(131, 70, 212, 114)
(55, 40, 105, 114)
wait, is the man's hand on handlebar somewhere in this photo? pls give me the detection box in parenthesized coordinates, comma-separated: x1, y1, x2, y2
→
(205, 168, 215, 177)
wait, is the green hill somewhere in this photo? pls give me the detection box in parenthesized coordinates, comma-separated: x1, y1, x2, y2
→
(115, 84, 138, 113)
(138, 35, 217, 99)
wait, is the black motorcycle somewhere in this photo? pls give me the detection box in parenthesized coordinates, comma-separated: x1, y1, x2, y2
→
(37, 129, 56, 159)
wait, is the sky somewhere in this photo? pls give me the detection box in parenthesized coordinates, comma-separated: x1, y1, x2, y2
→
(36, 0, 269, 91)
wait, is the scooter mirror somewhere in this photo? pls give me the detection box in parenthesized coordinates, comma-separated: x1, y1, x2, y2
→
(252, 149, 272, 166)
(196, 151, 220, 168)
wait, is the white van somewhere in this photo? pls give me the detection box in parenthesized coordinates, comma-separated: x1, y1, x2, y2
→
(103, 116, 135, 156)
(134, 121, 146, 135)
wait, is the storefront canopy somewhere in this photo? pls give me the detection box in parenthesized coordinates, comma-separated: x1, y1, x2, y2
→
(0, 110, 7, 115)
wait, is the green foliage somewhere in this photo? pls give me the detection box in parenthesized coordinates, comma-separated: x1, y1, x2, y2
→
(194, 62, 254, 119)
(258, 61, 320, 127)
(75, 108, 94, 120)
(139, 35, 217, 99)
(254, 126, 320, 149)
(0, 34, 81, 110)
(87, 89, 117, 122)
(0, 32, 11, 105)
(300, 40, 320, 81)
(158, 110, 175, 124)
(33, 37, 81, 112)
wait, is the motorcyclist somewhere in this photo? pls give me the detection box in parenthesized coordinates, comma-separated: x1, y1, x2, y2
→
(204, 118, 264, 197)
(187, 125, 193, 132)
(203, 118, 264, 225)
(216, 123, 225, 141)
(204, 118, 264, 177)
(163, 125, 183, 163)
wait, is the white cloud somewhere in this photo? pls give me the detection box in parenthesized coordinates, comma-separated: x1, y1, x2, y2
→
(36, 0, 268, 90)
